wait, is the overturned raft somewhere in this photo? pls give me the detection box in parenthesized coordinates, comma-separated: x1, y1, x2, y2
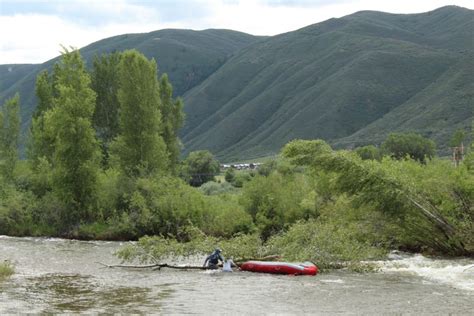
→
(240, 261, 318, 275)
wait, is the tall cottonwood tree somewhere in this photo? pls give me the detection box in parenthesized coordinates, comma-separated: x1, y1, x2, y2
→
(34, 70, 54, 118)
(28, 70, 56, 165)
(48, 48, 100, 224)
(0, 93, 20, 181)
(111, 50, 168, 177)
(159, 74, 184, 172)
(91, 52, 122, 163)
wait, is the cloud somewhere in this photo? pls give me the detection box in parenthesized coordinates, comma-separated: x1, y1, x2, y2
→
(1, 0, 473, 63)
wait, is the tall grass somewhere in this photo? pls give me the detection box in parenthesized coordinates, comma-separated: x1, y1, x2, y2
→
(0, 261, 14, 280)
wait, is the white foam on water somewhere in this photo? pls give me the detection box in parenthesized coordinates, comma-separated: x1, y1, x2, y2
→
(377, 252, 474, 291)
(320, 279, 345, 284)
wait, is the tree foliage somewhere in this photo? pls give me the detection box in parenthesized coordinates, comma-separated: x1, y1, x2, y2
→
(355, 145, 381, 161)
(240, 172, 317, 240)
(381, 132, 436, 163)
(47, 48, 101, 225)
(224, 167, 235, 183)
(181, 150, 220, 187)
(0, 94, 21, 181)
(159, 74, 184, 172)
(91, 52, 122, 164)
(110, 50, 168, 177)
(282, 139, 470, 255)
(449, 128, 467, 147)
(28, 70, 56, 166)
(33, 70, 54, 118)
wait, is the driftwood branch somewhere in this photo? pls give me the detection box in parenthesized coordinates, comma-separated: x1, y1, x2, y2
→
(97, 255, 282, 271)
(97, 262, 214, 270)
(152, 264, 213, 270)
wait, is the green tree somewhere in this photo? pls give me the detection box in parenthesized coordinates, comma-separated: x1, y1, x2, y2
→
(111, 50, 168, 177)
(91, 52, 122, 164)
(224, 167, 235, 183)
(0, 94, 20, 181)
(182, 150, 220, 187)
(450, 129, 466, 147)
(28, 70, 56, 165)
(381, 132, 436, 163)
(282, 139, 469, 255)
(48, 48, 101, 225)
(34, 70, 54, 118)
(159, 74, 184, 172)
(355, 145, 381, 160)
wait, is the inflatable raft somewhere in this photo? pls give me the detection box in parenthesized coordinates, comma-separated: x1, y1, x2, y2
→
(240, 261, 318, 276)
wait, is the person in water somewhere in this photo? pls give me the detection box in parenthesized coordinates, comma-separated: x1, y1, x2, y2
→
(203, 248, 225, 269)
(222, 258, 235, 272)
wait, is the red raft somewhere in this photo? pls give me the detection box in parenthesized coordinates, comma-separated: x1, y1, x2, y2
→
(240, 261, 318, 276)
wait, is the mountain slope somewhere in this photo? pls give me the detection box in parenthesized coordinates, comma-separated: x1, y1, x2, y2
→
(335, 53, 474, 152)
(0, 29, 263, 135)
(182, 6, 473, 160)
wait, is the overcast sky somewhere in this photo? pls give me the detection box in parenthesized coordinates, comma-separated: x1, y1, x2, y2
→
(1, 0, 472, 64)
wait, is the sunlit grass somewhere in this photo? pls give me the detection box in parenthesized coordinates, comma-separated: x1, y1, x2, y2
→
(0, 261, 14, 280)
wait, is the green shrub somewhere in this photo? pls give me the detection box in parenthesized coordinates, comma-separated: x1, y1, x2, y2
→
(267, 216, 387, 270)
(0, 261, 14, 280)
(74, 212, 137, 240)
(96, 168, 122, 219)
(381, 132, 436, 163)
(355, 145, 381, 160)
(231, 171, 252, 188)
(199, 181, 236, 195)
(224, 168, 235, 183)
(202, 195, 255, 237)
(0, 184, 42, 236)
(240, 172, 317, 240)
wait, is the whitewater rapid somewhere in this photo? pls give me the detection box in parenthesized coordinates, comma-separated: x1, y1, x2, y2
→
(377, 251, 474, 291)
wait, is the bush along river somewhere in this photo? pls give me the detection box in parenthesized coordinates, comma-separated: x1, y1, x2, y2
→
(1, 236, 473, 314)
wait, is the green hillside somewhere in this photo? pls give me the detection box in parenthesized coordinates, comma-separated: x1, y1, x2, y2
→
(181, 6, 473, 160)
(335, 53, 474, 152)
(0, 64, 37, 91)
(0, 29, 262, 137)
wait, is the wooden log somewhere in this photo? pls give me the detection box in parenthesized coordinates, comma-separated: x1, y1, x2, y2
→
(97, 262, 214, 270)
(98, 254, 283, 271)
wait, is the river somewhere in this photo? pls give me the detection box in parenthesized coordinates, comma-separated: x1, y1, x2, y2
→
(1, 236, 473, 314)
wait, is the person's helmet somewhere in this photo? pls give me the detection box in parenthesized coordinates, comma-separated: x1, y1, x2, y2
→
(215, 248, 221, 253)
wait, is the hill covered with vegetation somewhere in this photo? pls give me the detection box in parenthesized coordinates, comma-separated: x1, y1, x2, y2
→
(182, 5, 473, 160)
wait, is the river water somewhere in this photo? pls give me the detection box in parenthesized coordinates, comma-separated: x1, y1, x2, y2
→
(1, 236, 473, 314)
